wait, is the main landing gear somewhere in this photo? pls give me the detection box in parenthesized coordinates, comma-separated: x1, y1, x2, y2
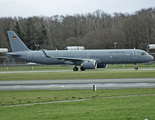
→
(134, 64, 138, 70)
(73, 66, 85, 71)
(80, 67, 85, 71)
(73, 66, 78, 71)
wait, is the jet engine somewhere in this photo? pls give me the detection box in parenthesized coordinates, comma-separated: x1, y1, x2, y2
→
(81, 60, 97, 69)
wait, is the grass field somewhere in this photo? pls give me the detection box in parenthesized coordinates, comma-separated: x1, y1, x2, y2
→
(0, 65, 155, 119)
(0, 65, 73, 71)
(0, 64, 155, 81)
(0, 89, 155, 120)
(1, 89, 154, 106)
(0, 70, 155, 81)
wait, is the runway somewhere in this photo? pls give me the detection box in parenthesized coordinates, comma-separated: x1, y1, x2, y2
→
(1, 68, 155, 91)
(1, 68, 155, 74)
(1, 78, 155, 91)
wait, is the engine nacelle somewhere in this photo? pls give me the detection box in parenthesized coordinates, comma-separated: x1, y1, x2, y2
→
(97, 64, 107, 68)
(82, 60, 97, 69)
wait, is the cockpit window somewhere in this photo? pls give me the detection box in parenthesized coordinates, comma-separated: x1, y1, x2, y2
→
(141, 52, 147, 55)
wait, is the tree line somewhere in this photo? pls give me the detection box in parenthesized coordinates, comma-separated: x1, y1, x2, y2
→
(0, 7, 155, 51)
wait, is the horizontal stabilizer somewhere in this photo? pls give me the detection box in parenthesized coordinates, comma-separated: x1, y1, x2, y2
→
(6, 52, 21, 57)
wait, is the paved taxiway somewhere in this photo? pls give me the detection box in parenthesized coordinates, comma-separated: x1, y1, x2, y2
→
(1, 78, 155, 91)
(1, 68, 155, 73)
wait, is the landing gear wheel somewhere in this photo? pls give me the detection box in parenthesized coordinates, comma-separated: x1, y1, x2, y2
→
(80, 67, 85, 71)
(73, 67, 78, 71)
(135, 67, 138, 70)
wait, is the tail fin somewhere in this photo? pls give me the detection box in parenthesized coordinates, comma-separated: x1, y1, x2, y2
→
(7, 31, 30, 52)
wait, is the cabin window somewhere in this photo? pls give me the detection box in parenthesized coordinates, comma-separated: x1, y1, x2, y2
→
(141, 52, 147, 55)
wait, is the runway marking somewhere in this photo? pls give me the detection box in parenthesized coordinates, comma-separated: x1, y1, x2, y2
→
(1, 94, 155, 108)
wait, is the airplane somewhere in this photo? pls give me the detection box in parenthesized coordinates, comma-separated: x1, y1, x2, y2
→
(6, 31, 154, 71)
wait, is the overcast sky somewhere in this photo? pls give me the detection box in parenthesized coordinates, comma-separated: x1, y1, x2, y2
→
(0, 0, 155, 18)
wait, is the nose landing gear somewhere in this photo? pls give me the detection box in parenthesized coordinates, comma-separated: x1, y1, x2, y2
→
(134, 64, 138, 70)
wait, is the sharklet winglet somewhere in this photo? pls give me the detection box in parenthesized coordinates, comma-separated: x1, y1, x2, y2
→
(42, 49, 52, 58)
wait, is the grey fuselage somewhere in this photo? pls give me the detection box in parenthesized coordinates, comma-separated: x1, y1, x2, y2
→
(7, 49, 154, 65)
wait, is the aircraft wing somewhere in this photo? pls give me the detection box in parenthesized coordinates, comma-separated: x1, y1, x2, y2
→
(42, 49, 94, 65)
(56, 57, 92, 61)
(58, 56, 93, 63)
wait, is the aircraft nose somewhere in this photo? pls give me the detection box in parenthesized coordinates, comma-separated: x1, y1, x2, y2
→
(149, 55, 154, 61)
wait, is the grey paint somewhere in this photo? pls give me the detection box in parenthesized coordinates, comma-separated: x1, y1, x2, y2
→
(6, 31, 154, 71)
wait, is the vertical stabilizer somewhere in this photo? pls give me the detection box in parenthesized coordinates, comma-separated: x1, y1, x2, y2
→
(7, 31, 30, 52)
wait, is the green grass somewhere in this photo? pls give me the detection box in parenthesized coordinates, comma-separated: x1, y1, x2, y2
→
(0, 65, 155, 119)
(0, 89, 155, 120)
(0, 65, 73, 71)
(0, 64, 155, 81)
(0, 89, 154, 106)
(107, 63, 155, 69)
(0, 70, 155, 81)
